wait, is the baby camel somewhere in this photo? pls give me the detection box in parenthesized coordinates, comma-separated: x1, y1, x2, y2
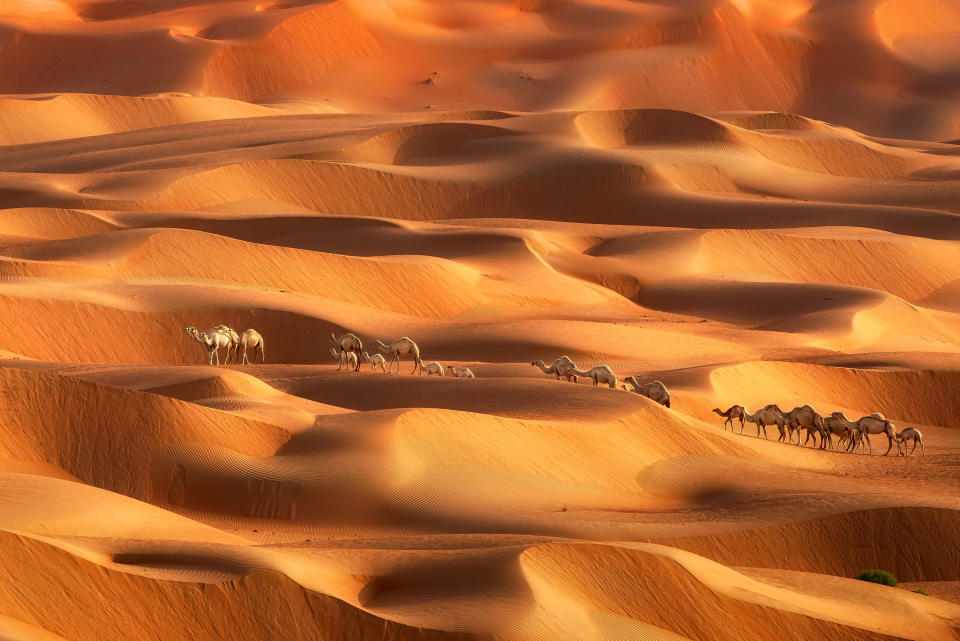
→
(372, 337, 422, 375)
(713, 405, 746, 433)
(622, 377, 671, 408)
(363, 352, 388, 373)
(330, 333, 362, 372)
(531, 357, 578, 382)
(329, 347, 358, 371)
(419, 360, 445, 376)
(447, 365, 475, 379)
(570, 365, 617, 389)
(184, 327, 231, 365)
(896, 427, 924, 456)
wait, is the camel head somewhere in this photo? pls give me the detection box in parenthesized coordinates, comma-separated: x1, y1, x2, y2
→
(531, 360, 545, 367)
(831, 411, 847, 421)
(712, 408, 723, 415)
(329, 333, 337, 344)
(184, 327, 198, 336)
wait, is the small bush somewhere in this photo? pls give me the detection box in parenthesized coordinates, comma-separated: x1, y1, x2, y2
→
(913, 588, 929, 596)
(856, 570, 897, 587)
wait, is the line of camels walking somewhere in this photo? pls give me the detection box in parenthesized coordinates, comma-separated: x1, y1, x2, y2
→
(712, 404, 924, 457)
(185, 327, 924, 457)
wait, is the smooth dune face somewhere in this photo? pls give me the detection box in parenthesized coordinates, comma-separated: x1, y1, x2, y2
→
(1, 0, 960, 639)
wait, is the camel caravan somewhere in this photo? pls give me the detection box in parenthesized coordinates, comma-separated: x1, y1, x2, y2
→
(712, 404, 924, 457)
(329, 333, 475, 379)
(183, 328, 926, 457)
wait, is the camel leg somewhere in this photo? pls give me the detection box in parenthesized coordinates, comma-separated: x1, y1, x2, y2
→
(919, 440, 924, 456)
(260, 342, 265, 364)
(776, 423, 786, 442)
(884, 436, 894, 456)
(410, 357, 418, 375)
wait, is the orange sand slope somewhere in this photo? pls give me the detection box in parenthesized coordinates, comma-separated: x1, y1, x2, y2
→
(1, 0, 960, 639)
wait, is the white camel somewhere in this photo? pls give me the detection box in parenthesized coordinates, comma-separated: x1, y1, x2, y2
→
(447, 365, 475, 378)
(419, 360, 445, 376)
(212, 325, 241, 363)
(372, 337, 422, 374)
(184, 327, 231, 365)
(831, 411, 899, 455)
(570, 365, 617, 389)
(896, 427, 924, 456)
(531, 357, 578, 382)
(363, 351, 388, 373)
(622, 376, 671, 408)
(330, 333, 363, 372)
(330, 347, 358, 370)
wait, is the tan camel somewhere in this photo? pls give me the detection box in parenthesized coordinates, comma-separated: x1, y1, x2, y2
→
(622, 377, 671, 408)
(831, 411, 898, 455)
(896, 427, 924, 456)
(236, 329, 264, 365)
(184, 327, 231, 365)
(823, 415, 862, 453)
(713, 405, 746, 432)
(570, 365, 617, 389)
(419, 360, 445, 376)
(743, 405, 788, 440)
(330, 333, 362, 372)
(372, 337, 422, 374)
(785, 405, 829, 449)
(363, 351, 388, 373)
(447, 365, 475, 378)
(531, 357, 578, 382)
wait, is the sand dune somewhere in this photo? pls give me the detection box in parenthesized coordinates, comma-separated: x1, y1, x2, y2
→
(1, 0, 960, 638)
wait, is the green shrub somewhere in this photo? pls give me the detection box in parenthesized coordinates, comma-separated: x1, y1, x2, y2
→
(912, 588, 929, 596)
(856, 570, 897, 587)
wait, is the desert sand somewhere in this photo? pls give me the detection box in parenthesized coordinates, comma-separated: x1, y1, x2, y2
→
(0, 0, 959, 639)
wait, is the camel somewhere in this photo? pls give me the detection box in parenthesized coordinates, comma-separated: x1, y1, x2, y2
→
(211, 325, 241, 363)
(622, 377, 671, 407)
(363, 351, 388, 373)
(831, 411, 898, 455)
(570, 365, 617, 389)
(372, 337, 421, 374)
(184, 327, 231, 365)
(330, 347, 358, 370)
(531, 357, 578, 382)
(447, 365, 475, 378)
(785, 405, 829, 449)
(330, 333, 362, 372)
(713, 405, 746, 433)
(419, 360, 445, 376)
(822, 414, 862, 453)
(235, 329, 264, 364)
(896, 427, 924, 456)
(743, 405, 788, 440)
